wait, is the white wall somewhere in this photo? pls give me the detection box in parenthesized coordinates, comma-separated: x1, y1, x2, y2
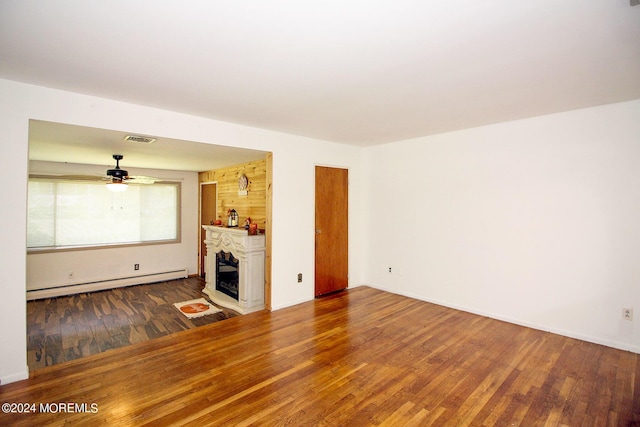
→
(27, 160, 199, 292)
(0, 79, 365, 384)
(363, 99, 640, 352)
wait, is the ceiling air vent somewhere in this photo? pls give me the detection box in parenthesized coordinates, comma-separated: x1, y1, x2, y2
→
(124, 135, 156, 144)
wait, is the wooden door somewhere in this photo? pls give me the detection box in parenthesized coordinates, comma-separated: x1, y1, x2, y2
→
(200, 183, 217, 277)
(315, 166, 348, 297)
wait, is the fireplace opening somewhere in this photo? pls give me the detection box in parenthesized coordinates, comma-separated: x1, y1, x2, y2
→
(216, 251, 239, 300)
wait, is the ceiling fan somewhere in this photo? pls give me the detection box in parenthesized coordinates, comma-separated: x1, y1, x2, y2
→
(30, 154, 165, 192)
(104, 154, 162, 191)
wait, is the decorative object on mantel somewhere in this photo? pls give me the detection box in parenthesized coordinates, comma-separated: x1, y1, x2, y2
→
(238, 174, 248, 196)
(173, 298, 221, 319)
(227, 209, 239, 227)
(249, 222, 258, 235)
(244, 217, 251, 229)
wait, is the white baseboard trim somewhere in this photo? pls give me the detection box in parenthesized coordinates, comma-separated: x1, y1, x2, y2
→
(1, 367, 29, 385)
(26, 269, 189, 300)
(270, 295, 317, 312)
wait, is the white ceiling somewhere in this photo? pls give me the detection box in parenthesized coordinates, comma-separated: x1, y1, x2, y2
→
(2, 1, 639, 160)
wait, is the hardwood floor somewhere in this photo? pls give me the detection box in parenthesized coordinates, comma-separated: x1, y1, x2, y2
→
(3, 286, 639, 426)
(26, 277, 239, 371)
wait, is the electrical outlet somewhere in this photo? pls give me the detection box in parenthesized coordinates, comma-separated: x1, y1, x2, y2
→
(134, 264, 140, 271)
(68, 272, 74, 280)
(388, 267, 392, 273)
(297, 273, 302, 283)
(623, 308, 633, 321)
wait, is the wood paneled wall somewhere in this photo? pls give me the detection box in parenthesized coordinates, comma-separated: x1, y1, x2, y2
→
(198, 159, 267, 229)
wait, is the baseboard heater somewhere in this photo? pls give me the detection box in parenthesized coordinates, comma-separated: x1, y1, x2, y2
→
(26, 269, 189, 300)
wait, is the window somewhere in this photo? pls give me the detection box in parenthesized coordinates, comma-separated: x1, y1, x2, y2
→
(27, 178, 180, 251)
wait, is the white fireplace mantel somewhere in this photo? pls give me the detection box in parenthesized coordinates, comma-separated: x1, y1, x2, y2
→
(202, 226, 265, 314)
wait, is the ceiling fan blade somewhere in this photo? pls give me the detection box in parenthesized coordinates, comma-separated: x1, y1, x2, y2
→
(125, 175, 163, 184)
(30, 173, 106, 181)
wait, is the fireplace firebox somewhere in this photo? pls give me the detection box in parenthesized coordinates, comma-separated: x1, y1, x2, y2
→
(216, 251, 239, 300)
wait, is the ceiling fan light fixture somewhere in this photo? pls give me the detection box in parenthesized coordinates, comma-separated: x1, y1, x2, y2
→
(106, 182, 128, 192)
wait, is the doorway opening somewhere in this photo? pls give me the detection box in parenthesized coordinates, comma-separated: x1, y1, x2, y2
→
(200, 182, 217, 277)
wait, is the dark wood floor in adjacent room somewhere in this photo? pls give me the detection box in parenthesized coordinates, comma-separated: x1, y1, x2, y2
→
(4, 286, 639, 426)
(26, 277, 239, 371)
